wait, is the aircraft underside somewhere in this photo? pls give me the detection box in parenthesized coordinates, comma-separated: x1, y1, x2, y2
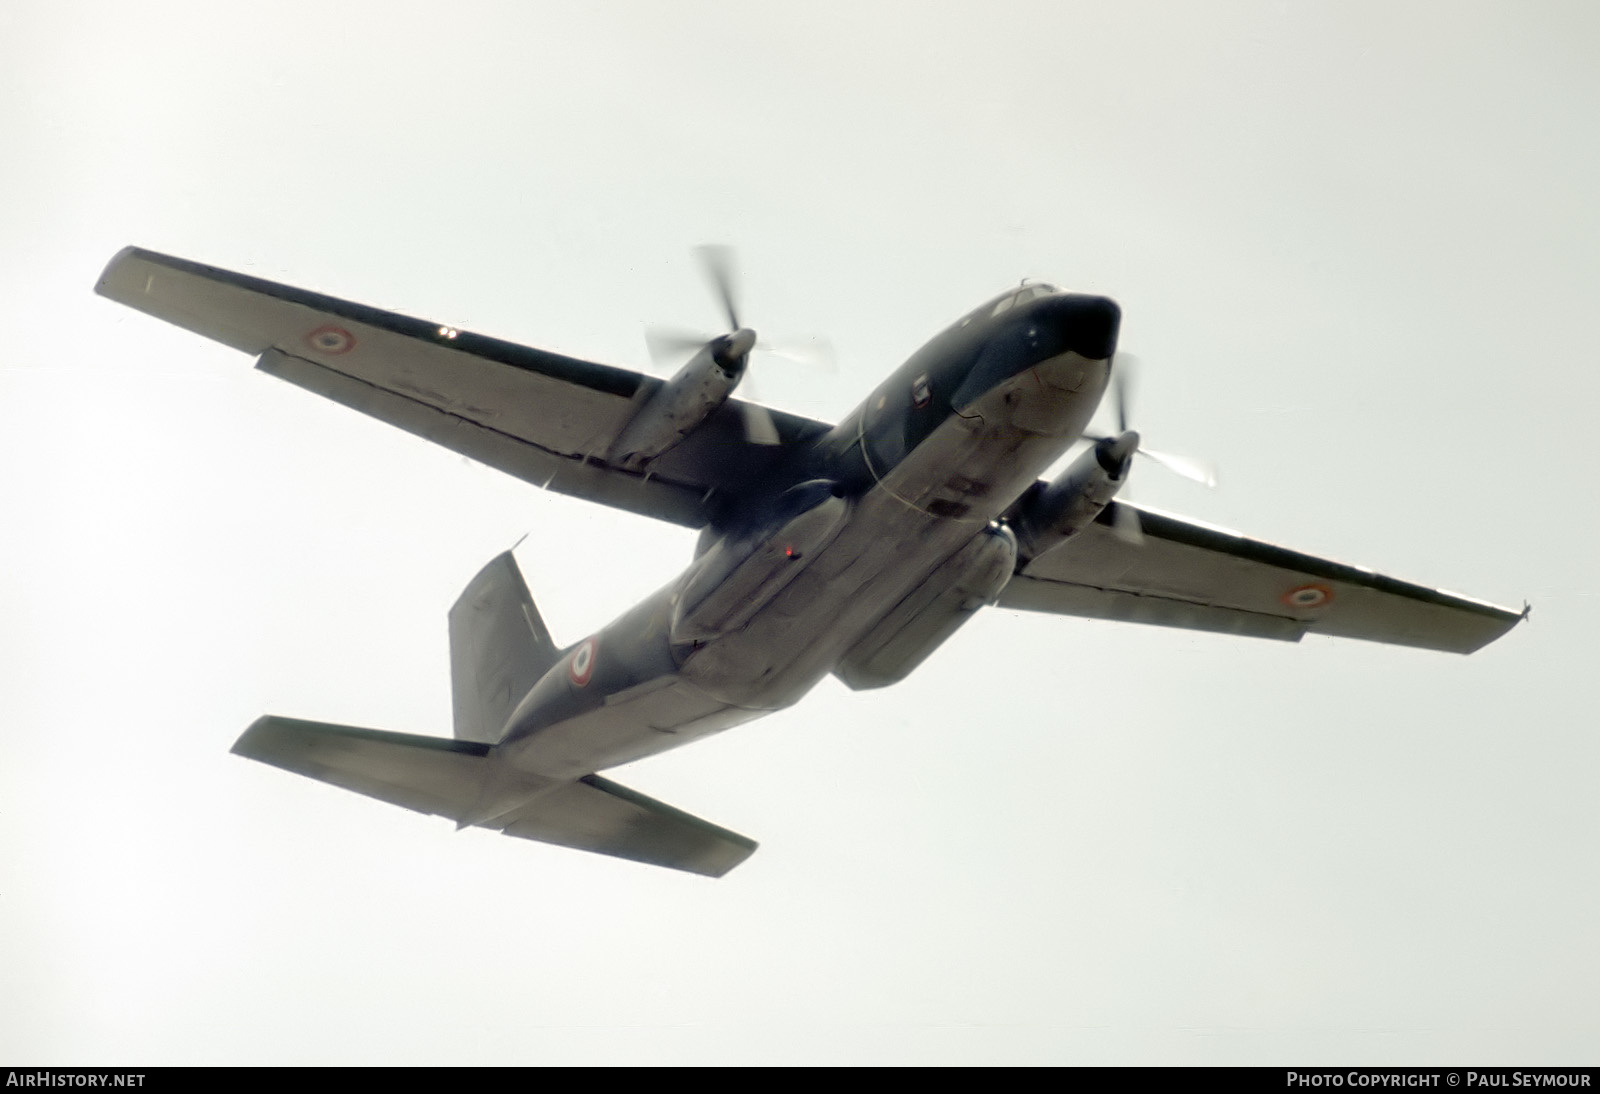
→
(499, 348, 1111, 778)
(95, 246, 1523, 877)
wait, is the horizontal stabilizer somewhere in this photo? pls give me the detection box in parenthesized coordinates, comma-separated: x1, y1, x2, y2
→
(232, 717, 756, 876)
(233, 716, 500, 817)
(497, 775, 758, 878)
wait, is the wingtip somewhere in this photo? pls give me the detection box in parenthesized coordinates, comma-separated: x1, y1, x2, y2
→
(706, 841, 760, 878)
(94, 245, 158, 299)
(231, 714, 281, 758)
(94, 246, 133, 296)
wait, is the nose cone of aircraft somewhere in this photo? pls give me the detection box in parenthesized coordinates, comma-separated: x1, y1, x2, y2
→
(1040, 293, 1121, 360)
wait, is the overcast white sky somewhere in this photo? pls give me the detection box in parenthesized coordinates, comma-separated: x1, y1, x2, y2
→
(3, 0, 1597, 1065)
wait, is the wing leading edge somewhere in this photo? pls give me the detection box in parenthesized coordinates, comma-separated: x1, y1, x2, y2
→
(96, 247, 831, 528)
(998, 500, 1521, 654)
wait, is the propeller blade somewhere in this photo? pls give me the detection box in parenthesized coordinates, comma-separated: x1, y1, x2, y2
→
(695, 244, 741, 332)
(1091, 351, 1218, 490)
(1138, 446, 1218, 489)
(734, 368, 781, 445)
(645, 325, 715, 369)
(741, 400, 782, 446)
(756, 335, 838, 373)
(1110, 499, 1145, 545)
(1112, 355, 1134, 434)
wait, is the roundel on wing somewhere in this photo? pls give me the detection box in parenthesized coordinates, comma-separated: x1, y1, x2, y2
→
(305, 325, 356, 355)
(1282, 583, 1333, 609)
(569, 637, 598, 687)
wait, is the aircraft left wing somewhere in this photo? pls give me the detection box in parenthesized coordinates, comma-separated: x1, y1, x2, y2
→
(997, 500, 1522, 654)
(96, 247, 832, 529)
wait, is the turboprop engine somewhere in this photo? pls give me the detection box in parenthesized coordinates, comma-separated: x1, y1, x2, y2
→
(609, 245, 819, 469)
(1009, 431, 1139, 560)
(608, 328, 756, 470)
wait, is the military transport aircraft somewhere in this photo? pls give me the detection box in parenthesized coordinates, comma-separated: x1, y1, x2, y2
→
(96, 246, 1522, 877)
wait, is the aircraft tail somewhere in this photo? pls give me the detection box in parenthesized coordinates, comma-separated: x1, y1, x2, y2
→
(232, 716, 758, 877)
(448, 550, 559, 744)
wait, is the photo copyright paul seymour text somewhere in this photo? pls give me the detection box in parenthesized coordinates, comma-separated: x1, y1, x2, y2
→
(1287, 1075, 1592, 1089)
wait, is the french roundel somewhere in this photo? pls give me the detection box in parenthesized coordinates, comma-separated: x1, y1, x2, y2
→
(1282, 583, 1333, 609)
(569, 637, 598, 687)
(305, 325, 356, 355)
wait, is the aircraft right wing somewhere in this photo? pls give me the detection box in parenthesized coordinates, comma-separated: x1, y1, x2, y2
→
(96, 247, 832, 529)
(996, 500, 1522, 654)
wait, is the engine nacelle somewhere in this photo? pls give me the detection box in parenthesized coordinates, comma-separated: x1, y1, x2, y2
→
(834, 522, 1018, 691)
(1010, 431, 1137, 560)
(608, 330, 756, 469)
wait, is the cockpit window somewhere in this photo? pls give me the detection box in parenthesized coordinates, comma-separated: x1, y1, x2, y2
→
(992, 283, 1055, 316)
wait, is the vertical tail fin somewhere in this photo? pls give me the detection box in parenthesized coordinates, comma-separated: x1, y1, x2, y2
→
(449, 551, 559, 744)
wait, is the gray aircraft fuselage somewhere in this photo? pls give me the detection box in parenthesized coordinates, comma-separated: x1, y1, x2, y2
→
(497, 288, 1121, 779)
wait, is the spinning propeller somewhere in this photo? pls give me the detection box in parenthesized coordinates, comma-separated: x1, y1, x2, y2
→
(1089, 353, 1218, 542)
(1102, 357, 1217, 487)
(646, 246, 831, 446)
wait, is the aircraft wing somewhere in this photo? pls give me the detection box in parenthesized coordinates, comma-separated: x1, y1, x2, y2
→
(96, 247, 832, 528)
(997, 500, 1522, 654)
